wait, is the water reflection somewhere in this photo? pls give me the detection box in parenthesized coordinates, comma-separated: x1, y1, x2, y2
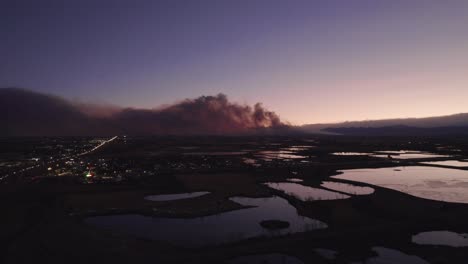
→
(374, 150, 416, 154)
(332, 152, 373, 156)
(320, 181, 374, 195)
(371, 152, 448, 160)
(85, 196, 327, 247)
(283, 145, 314, 151)
(287, 178, 304, 182)
(145, 191, 210, 202)
(229, 254, 304, 264)
(257, 151, 306, 160)
(243, 158, 260, 167)
(264, 182, 350, 201)
(421, 160, 468, 168)
(334, 166, 468, 203)
(412, 231, 468, 247)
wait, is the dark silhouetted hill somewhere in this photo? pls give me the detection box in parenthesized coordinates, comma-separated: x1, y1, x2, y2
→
(323, 125, 468, 136)
(0, 88, 114, 136)
(300, 113, 468, 136)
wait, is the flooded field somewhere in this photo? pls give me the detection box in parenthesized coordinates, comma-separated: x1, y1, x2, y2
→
(264, 182, 350, 201)
(334, 166, 468, 203)
(85, 196, 326, 247)
(283, 145, 315, 151)
(371, 152, 449, 159)
(420, 160, 468, 168)
(331, 150, 450, 160)
(286, 178, 304, 182)
(320, 181, 374, 195)
(374, 150, 417, 154)
(256, 150, 306, 160)
(332, 152, 373, 156)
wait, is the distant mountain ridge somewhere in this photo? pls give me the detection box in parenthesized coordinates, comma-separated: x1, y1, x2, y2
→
(323, 125, 468, 136)
(300, 113, 468, 136)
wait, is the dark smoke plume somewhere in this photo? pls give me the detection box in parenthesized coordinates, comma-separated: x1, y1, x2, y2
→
(113, 94, 285, 135)
(0, 88, 288, 136)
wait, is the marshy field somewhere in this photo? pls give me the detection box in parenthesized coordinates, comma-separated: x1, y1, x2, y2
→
(2, 135, 468, 263)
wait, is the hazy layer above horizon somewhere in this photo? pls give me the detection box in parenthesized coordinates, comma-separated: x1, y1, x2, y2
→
(2, 1, 468, 125)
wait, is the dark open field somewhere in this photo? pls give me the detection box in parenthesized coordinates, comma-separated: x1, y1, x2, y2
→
(2, 135, 468, 263)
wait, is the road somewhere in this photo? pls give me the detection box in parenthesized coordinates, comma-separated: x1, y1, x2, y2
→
(77, 136, 118, 156)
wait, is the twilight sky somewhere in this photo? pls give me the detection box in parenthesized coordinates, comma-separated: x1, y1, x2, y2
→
(2, 0, 468, 125)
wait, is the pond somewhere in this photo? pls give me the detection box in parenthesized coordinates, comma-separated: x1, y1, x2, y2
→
(264, 182, 350, 201)
(412, 231, 468, 247)
(334, 166, 468, 203)
(85, 196, 327, 247)
(144, 191, 210, 202)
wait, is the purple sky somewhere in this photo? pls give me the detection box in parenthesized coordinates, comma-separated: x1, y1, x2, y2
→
(2, 0, 468, 124)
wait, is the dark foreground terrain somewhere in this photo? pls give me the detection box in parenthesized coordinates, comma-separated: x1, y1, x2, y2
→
(1, 135, 468, 263)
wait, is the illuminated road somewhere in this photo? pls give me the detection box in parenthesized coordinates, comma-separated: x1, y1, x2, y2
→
(78, 136, 118, 156)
